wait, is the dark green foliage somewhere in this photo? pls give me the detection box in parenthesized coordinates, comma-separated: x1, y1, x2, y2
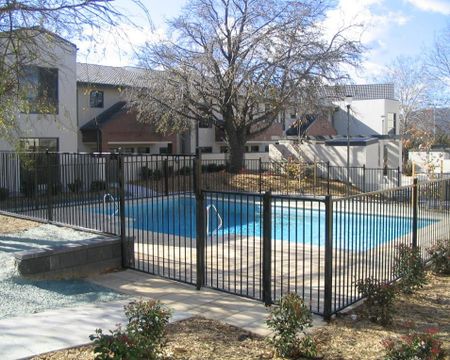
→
(266, 293, 317, 359)
(90, 300, 171, 360)
(356, 278, 396, 325)
(0, 187, 9, 201)
(91, 180, 107, 192)
(427, 239, 450, 275)
(394, 244, 427, 294)
(141, 167, 163, 181)
(48, 182, 62, 196)
(68, 179, 83, 193)
(21, 178, 36, 197)
(177, 166, 191, 175)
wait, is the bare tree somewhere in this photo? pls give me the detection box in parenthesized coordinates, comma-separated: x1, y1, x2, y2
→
(0, 0, 148, 146)
(128, 0, 362, 172)
(428, 23, 450, 87)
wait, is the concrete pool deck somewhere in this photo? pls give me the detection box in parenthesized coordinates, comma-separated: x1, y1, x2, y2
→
(0, 269, 326, 359)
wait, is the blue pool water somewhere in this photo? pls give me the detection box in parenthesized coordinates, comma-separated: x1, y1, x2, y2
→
(116, 196, 438, 250)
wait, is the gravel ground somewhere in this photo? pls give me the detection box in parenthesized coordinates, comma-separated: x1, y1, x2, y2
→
(0, 215, 127, 320)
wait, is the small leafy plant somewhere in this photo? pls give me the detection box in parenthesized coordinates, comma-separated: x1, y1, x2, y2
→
(356, 277, 396, 325)
(90, 300, 171, 360)
(427, 239, 450, 275)
(0, 187, 9, 201)
(68, 178, 83, 193)
(383, 328, 445, 360)
(393, 244, 427, 294)
(90, 180, 107, 192)
(266, 293, 317, 359)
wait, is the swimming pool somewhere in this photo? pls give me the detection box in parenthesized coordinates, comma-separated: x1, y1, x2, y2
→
(115, 195, 437, 250)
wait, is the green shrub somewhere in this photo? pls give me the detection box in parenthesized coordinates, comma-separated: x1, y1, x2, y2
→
(91, 180, 107, 192)
(0, 187, 9, 201)
(403, 161, 413, 176)
(383, 329, 445, 360)
(68, 179, 83, 193)
(266, 293, 317, 359)
(20, 177, 35, 197)
(177, 166, 192, 175)
(427, 239, 450, 275)
(152, 169, 162, 181)
(48, 182, 62, 196)
(90, 300, 171, 360)
(356, 277, 396, 325)
(394, 244, 427, 294)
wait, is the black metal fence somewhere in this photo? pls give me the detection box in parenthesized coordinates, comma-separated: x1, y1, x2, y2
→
(201, 158, 401, 196)
(0, 151, 449, 318)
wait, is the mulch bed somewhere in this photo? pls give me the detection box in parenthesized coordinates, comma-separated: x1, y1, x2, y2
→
(0, 214, 41, 234)
(33, 272, 449, 359)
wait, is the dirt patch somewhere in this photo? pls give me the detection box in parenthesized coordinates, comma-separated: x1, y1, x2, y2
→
(0, 214, 41, 234)
(32, 273, 449, 360)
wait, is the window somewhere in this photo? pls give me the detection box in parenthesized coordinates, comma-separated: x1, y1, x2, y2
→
(90, 91, 104, 108)
(220, 146, 229, 153)
(198, 119, 212, 128)
(137, 147, 151, 154)
(387, 113, 396, 134)
(198, 146, 213, 153)
(264, 145, 269, 152)
(290, 113, 296, 119)
(20, 66, 58, 114)
(20, 138, 59, 152)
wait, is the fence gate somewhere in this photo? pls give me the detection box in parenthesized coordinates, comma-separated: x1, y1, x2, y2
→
(122, 155, 197, 285)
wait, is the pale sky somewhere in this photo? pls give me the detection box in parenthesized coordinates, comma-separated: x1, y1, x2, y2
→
(75, 0, 450, 83)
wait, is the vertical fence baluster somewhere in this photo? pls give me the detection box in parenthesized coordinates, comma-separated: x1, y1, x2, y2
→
(324, 194, 333, 320)
(262, 191, 272, 306)
(118, 151, 128, 267)
(412, 178, 418, 248)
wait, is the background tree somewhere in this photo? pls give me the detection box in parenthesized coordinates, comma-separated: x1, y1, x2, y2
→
(128, 0, 362, 172)
(380, 55, 438, 162)
(427, 22, 450, 88)
(0, 0, 148, 146)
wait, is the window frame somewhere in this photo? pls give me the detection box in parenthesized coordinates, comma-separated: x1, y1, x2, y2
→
(20, 66, 59, 114)
(89, 90, 104, 108)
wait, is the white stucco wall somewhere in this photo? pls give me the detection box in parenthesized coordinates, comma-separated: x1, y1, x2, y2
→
(0, 33, 77, 152)
(333, 99, 399, 136)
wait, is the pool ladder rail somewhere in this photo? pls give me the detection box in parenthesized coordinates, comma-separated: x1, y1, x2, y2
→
(206, 204, 223, 234)
(103, 193, 119, 216)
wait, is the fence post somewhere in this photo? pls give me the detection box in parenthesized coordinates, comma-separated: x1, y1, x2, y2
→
(262, 191, 272, 306)
(327, 161, 331, 195)
(163, 159, 169, 196)
(259, 157, 262, 193)
(397, 166, 401, 188)
(118, 151, 128, 268)
(362, 165, 366, 193)
(193, 155, 202, 196)
(324, 195, 333, 320)
(196, 190, 205, 290)
(45, 150, 53, 222)
(412, 178, 418, 248)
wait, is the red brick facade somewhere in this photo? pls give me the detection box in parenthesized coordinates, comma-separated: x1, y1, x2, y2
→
(99, 110, 177, 152)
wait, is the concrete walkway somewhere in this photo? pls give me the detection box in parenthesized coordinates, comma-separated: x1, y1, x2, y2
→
(0, 269, 325, 359)
(90, 269, 325, 334)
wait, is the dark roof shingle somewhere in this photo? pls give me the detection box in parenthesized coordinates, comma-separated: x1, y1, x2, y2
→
(77, 63, 150, 87)
(321, 84, 396, 101)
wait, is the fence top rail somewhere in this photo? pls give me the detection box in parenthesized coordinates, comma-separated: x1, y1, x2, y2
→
(202, 189, 327, 203)
(332, 183, 415, 202)
(0, 151, 196, 158)
(332, 177, 449, 203)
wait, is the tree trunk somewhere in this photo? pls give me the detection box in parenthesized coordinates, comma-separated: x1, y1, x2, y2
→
(227, 133, 246, 173)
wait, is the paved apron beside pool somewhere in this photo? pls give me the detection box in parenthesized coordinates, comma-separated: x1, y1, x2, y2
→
(0, 269, 325, 359)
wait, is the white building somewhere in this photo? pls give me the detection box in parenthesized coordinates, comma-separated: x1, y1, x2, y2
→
(0, 30, 77, 153)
